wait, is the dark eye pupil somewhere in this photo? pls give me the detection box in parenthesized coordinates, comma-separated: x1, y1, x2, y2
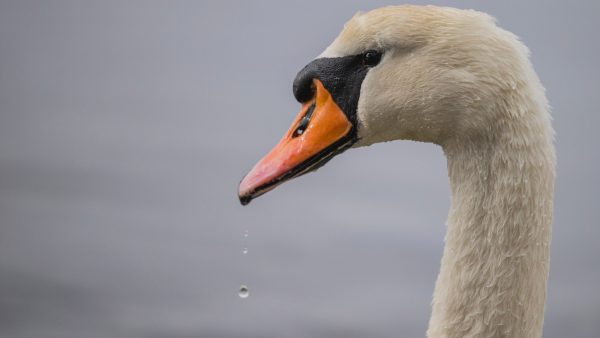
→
(362, 50, 381, 67)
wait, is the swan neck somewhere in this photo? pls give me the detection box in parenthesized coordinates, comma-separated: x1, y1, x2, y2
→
(427, 103, 555, 337)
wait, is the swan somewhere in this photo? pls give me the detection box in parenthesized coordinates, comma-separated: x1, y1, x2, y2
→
(238, 5, 555, 338)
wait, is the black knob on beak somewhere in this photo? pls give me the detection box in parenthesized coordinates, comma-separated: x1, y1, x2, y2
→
(293, 62, 318, 103)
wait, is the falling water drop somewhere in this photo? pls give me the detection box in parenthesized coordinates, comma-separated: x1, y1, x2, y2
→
(238, 285, 249, 298)
(242, 248, 248, 255)
(243, 230, 248, 238)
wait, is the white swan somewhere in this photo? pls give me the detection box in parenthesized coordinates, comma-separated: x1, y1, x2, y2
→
(238, 5, 555, 338)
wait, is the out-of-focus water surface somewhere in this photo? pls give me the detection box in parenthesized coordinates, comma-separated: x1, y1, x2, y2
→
(1, 1, 599, 337)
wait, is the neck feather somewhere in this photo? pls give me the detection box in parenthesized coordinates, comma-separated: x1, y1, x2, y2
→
(427, 86, 555, 337)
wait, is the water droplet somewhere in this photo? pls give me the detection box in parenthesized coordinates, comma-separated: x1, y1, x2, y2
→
(238, 285, 249, 298)
(243, 230, 248, 238)
(242, 248, 248, 254)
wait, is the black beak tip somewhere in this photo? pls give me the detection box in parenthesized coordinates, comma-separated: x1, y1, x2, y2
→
(239, 194, 252, 206)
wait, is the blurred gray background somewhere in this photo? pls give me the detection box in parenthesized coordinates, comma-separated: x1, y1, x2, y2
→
(1, 1, 598, 337)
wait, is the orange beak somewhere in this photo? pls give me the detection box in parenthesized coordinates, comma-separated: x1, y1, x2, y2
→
(238, 79, 354, 205)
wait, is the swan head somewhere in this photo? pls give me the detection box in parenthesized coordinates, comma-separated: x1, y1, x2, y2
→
(239, 5, 529, 204)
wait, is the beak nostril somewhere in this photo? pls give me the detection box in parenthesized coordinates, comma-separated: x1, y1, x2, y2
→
(292, 103, 316, 138)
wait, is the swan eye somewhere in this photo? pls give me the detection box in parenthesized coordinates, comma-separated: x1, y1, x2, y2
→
(362, 50, 382, 67)
(292, 104, 315, 137)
